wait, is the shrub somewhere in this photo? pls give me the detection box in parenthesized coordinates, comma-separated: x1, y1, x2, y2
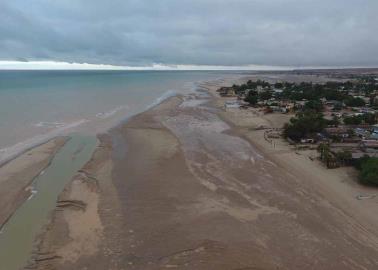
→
(360, 158, 378, 185)
(283, 111, 327, 141)
(304, 100, 324, 112)
(244, 90, 258, 105)
(344, 96, 366, 107)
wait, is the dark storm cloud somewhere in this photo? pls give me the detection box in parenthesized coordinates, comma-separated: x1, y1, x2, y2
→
(1, 0, 378, 67)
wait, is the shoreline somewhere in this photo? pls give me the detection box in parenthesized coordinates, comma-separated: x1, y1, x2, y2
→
(0, 72, 243, 166)
(0, 134, 97, 270)
(30, 75, 378, 269)
(0, 81, 207, 234)
(0, 136, 69, 229)
(204, 81, 378, 235)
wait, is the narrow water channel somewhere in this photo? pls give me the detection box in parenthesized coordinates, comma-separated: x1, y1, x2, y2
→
(0, 134, 97, 270)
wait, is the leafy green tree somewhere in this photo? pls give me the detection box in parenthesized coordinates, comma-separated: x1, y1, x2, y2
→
(283, 111, 327, 141)
(327, 115, 340, 127)
(332, 102, 343, 111)
(336, 150, 352, 165)
(360, 158, 378, 185)
(344, 96, 366, 107)
(363, 113, 377, 125)
(259, 91, 272, 101)
(324, 89, 346, 101)
(354, 155, 370, 170)
(344, 115, 363, 125)
(274, 82, 283, 89)
(304, 100, 324, 112)
(344, 113, 378, 125)
(244, 90, 258, 105)
(318, 143, 331, 162)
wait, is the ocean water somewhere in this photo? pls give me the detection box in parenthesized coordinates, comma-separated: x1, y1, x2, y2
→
(0, 70, 241, 163)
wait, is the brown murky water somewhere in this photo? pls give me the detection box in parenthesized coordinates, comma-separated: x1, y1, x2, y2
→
(0, 134, 96, 270)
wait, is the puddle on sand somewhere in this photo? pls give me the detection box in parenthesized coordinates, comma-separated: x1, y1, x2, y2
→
(0, 134, 97, 270)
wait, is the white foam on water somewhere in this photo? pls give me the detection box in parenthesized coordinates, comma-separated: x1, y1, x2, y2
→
(33, 122, 66, 128)
(145, 90, 178, 110)
(180, 96, 209, 108)
(27, 189, 38, 201)
(0, 119, 88, 165)
(95, 105, 129, 119)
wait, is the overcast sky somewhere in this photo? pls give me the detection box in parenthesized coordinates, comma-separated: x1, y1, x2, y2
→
(1, 0, 377, 68)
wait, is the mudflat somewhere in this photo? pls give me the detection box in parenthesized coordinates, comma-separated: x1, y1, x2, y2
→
(34, 83, 378, 269)
(0, 137, 68, 228)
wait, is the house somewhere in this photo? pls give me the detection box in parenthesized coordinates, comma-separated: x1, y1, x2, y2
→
(273, 88, 283, 95)
(320, 97, 327, 104)
(360, 140, 378, 151)
(372, 124, 378, 134)
(351, 151, 378, 159)
(355, 128, 370, 139)
(324, 127, 350, 138)
(224, 100, 241, 109)
(372, 96, 378, 105)
(316, 132, 328, 142)
(270, 106, 283, 113)
(217, 87, 235, 97)
(300, 138, 315, 144)
(279, 101, 295, 113)
(370, 132, 378, 140)
(358, 107, 374, 114)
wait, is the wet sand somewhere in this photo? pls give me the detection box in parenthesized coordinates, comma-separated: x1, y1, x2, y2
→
(33, 79, 378, 269)
(0, 137, 68, 228)
(205, 81, 378, 235)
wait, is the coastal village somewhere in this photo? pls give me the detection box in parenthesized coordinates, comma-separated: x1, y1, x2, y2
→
(217, 76, 378, 185)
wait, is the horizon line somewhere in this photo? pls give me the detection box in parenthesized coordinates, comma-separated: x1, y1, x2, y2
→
(0, 61, 377, 71)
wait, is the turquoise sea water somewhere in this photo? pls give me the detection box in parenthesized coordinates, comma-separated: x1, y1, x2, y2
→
(0, 70, 241, 163)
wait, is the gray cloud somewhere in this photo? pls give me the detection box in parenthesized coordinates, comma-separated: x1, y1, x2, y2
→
(1, 0, 378, 67)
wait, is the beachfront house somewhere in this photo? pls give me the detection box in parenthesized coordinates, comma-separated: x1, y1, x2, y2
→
(273, 88, 283, 96)
(360, 140, 378, 152)
(370, 132, 378, 140)
(279, 101, 295, 113)
(224, 100, 241, 109)
(355, 127, 370, 139)
(373, 124, 378, 134)
(217, 87, 236, 97)
(324, 127, 351, 141)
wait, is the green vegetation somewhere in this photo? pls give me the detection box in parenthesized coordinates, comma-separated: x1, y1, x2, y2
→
(228, 77, 377, 113)
(343, 115, 363, 125)
(318, 143, 331, 162)
(355, 157, 378, 185)
(344, 96, 366, 107)
(328, 115, 340, 126)
(317, 143, 340, 168)
(283, 111, 327, 141)
(317, 144, 352, 168)
(244, 90, 258, 105)
(259, 90, 272, 101)
(335, 150, 352, 165)
(304, 100, 323, 112)
(233, 79, 270, 95)
(343, 113, 378, 125)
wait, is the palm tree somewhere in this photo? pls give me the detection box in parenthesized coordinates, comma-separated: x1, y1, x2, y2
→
(318, 143, 330, 162)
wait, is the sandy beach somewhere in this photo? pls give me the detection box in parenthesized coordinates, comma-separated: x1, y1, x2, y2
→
(27, 77, 378, 270)
(2, 0, 378, 268)
(0, 137, 68, 229)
